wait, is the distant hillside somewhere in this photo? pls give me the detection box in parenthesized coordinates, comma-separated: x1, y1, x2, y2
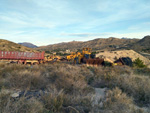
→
(130, 35, 150, 53)
(0, 39, 37, 52)
(18, 42, 38, 48)
(38, 37, 139, 51)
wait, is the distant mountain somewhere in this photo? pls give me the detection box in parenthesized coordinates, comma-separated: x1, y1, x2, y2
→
(121, 37, 129, 39)
(38, 37, 139, 51)
(0, 39, 37, 52)
(130, 35, 150, 53)
(18, 42, 38, 48)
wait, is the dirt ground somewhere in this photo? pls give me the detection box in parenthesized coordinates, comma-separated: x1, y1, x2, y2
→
(96, 50, 150, 65)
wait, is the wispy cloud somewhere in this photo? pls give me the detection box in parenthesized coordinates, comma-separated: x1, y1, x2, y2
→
(61, 33, 111, 37)
(0, 0, 150, 46)
(61, 31, 150, 41)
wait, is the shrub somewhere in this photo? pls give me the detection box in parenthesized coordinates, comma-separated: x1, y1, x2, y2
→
(98, 88, 146, 113)
(0, 92, 43, 113)
(134, 68, 150, 76)
(12, 98, 43, 113)
(88, 66, 150, 106)
(103, 88, 133, 111)
(0, 92, 10, 113)
(8, 70, 48, 90)
(0, 62, 150, 112)
(42, 64, 89, 94)
(42, 89, 92, 113)
(103, 61, 112, 67)
(133, 58, 146, 68)
(42, 91, 64, 112)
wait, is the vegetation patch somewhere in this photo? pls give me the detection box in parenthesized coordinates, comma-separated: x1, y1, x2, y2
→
(0, 63, 150, 112)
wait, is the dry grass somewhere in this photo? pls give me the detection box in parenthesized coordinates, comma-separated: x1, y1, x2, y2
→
(0, 62, 150, 112)
(97, 88, 146, 113)
(87, 65, 150, 106)
(41, 89, 92, 113)
(96, 50, 150, 65)
(0, 39, 37, 52)
(0, 96, 43, 113)
(0, 63, 94, 113)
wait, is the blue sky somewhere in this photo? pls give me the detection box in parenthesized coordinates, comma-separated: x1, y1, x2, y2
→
(0, 0, 150, 46)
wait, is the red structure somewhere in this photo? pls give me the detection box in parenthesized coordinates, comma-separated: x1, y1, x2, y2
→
(0, 51, 45, 64)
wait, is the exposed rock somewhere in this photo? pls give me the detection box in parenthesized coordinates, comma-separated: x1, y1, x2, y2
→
(92, 88, 107, 107)
(11, 92, 20, 98)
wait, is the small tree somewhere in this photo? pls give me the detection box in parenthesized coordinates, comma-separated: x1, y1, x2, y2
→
(133, 58, 146, 68)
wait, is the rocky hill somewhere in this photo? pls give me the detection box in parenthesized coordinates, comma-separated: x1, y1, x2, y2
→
(18, 42, 38, 48)
(38, 37, 139, 51)
(0, 39, 37, 52)
(130, 35, 150, 53)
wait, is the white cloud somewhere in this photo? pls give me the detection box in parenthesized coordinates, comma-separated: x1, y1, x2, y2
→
(0, 0, 150, 46)
(61, 32, 150, 41)
(61, 33, 111, 37)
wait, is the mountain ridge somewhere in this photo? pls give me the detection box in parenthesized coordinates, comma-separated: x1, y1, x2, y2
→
(130, 35, 150, 53)
(1, 36, 149, 53)
(37, 37, 139, 51)
(18, 42, 38, 48)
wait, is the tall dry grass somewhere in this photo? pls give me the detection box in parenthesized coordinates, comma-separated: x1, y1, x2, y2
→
(94, 88, 146, 113)
(0, 62, 150, 112)
(87, 65, 150, 106)
(0, 63, 94, 113)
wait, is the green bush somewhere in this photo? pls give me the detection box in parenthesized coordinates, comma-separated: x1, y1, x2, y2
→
(104, 61, 112, 67)
(133, 58, 146, 68)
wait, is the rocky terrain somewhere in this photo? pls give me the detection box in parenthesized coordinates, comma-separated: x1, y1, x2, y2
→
(130, 36, 150, 53)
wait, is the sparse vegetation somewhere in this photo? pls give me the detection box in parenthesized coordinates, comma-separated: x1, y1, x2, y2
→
(0, 62, 150, 113)
(133, 58, 146, 68)
(0, 39, 37, 52)
(38, 37, 139, 51)
(98, 88, 146, 113)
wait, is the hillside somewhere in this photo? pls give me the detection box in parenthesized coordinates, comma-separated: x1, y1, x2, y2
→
(18, 42, 38, 48)
(96, 50, 150, 65)
(130, 35, 150, 53)
(38, 37, 139, 51)
(0, 39, 37, 52)
(39, 41, 83, 51)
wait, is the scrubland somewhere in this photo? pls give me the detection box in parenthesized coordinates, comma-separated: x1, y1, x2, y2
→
(0, 62, 150, 113)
